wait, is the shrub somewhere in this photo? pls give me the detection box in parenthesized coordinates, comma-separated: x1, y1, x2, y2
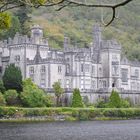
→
(2, 64, 23, 92)
(107, 90, 122, 108)
(52, 82, 64, 106)
(0, 106, 4, 117)
(20, 88, 46, 107)
(44, 95, 54, 107)
(20, 79, 47, 107)
(4, 90, 19, 106)
(0, 92, 6, 106)
(95, 91, 130, 108)
(89, 109, 103, 118)
(5, 107, 17, 116)
(105, 90, 130, 108)
(0, 80, 5, 94)
(83, 95, 90, 106)
(79, 110, 90, 120)
(0, 107, 140, 120)
(95, 98, 106, 108)
(121, 99, 130, 108)
(71, 89, 84, 108)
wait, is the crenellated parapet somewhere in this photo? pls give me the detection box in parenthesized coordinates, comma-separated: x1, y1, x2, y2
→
(101, 39, 121, 51)
(27, 47, 65, 65)
(0, 25, 49, 48)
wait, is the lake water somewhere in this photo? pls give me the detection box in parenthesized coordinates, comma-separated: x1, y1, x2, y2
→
(0, 120, 140, 140)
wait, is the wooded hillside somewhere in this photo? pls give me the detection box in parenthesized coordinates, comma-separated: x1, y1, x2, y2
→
(0, 0, 140, 60)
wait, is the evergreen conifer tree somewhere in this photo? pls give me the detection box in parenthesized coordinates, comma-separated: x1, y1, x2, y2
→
(108, 90, 122, 108)
(3, 64, 23, 92)
(72, 88, 84, 107)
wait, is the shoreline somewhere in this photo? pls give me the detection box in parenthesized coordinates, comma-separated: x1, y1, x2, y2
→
(1, 106, 140, 123)
(0, 116, 134, 123)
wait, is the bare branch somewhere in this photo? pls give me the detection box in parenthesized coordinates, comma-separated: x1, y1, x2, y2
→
(0, 0, 134, 26)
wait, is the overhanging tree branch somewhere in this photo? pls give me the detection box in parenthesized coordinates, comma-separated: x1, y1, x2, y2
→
(0, 0, 134, 26)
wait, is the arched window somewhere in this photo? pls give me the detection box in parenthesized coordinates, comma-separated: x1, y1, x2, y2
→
(99, 67, 102, 76)
(85, 64, 90, 73)
(99, 80, 102, 88)
(41, 65, 46, 73)
(40, 65, 46, 87)
(81, 63, 84, 72)
(135, 69, 139, 78)
(91, 80, 96, 89)
(92, 66, 95, 75)
(103, 81, 106, 88)
(29, 66, 34, 82)
(137, 83, 140, 91)
(66, 64, 70, 74)
(29, 66, 34, 74)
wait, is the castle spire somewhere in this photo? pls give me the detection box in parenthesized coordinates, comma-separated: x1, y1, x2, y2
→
(93, 23, 102, 47)
(34, 45, 42, 64)
(64, 36, 70, 51)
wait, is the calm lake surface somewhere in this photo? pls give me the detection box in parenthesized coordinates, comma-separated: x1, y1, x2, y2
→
(0, 120, 140, 140)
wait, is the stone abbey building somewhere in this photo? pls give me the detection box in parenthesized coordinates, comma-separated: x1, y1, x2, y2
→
(0, 24, 140, 104)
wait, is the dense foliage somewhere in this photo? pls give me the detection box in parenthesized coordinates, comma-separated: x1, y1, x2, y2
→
(20, 79, 52, 107)
(0, 13, 11, 29)
(52, 82, 64, 106)
(15, 6, 32, 35)
(2, 64, 23, 92)
(1, 107, 140, 121)
(107, 90, 130, 108)
(4, 90, 19, 106)
(0, 92, 6, 106)
(0, 80, 5, 94)
(107, 90, 122, 108)
(96, 90, 130, 108)
(72, 88, 84, 108)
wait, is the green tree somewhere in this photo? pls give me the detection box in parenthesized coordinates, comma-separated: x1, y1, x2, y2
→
(0, 80, 5, 94)
(20, 78, 48, 107)
(107, 90, 122, 108)
(72, 88, 84, 108)
(0, 12, 11, 29)
(2, 64, 23, 92)
(106, 90, 130, 108)
(52, 82, 64, 106)
(15, 6, 32, 35)
(4, 90, 19, 106)
(0, 92, 6, 106)
(44, 94, 54, 107)
(0, 16, 21, 39)
(121, 99, 130, 108)
(6, 16, 21, 38)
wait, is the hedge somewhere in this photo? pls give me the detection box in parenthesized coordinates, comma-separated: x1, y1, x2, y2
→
(0, 107, 140, 121)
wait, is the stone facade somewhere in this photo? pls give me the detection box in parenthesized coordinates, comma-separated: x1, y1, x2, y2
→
(0, 24, 140, 104)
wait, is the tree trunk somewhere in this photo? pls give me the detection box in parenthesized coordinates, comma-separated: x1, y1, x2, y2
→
(56, 96, 60, 107)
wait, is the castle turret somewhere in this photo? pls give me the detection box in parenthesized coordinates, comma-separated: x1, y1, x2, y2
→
(64, 36, 70, 51)
(92, 24, 102, 63)
(93, 24, 102, 47)
(31, 25, 43, 44)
